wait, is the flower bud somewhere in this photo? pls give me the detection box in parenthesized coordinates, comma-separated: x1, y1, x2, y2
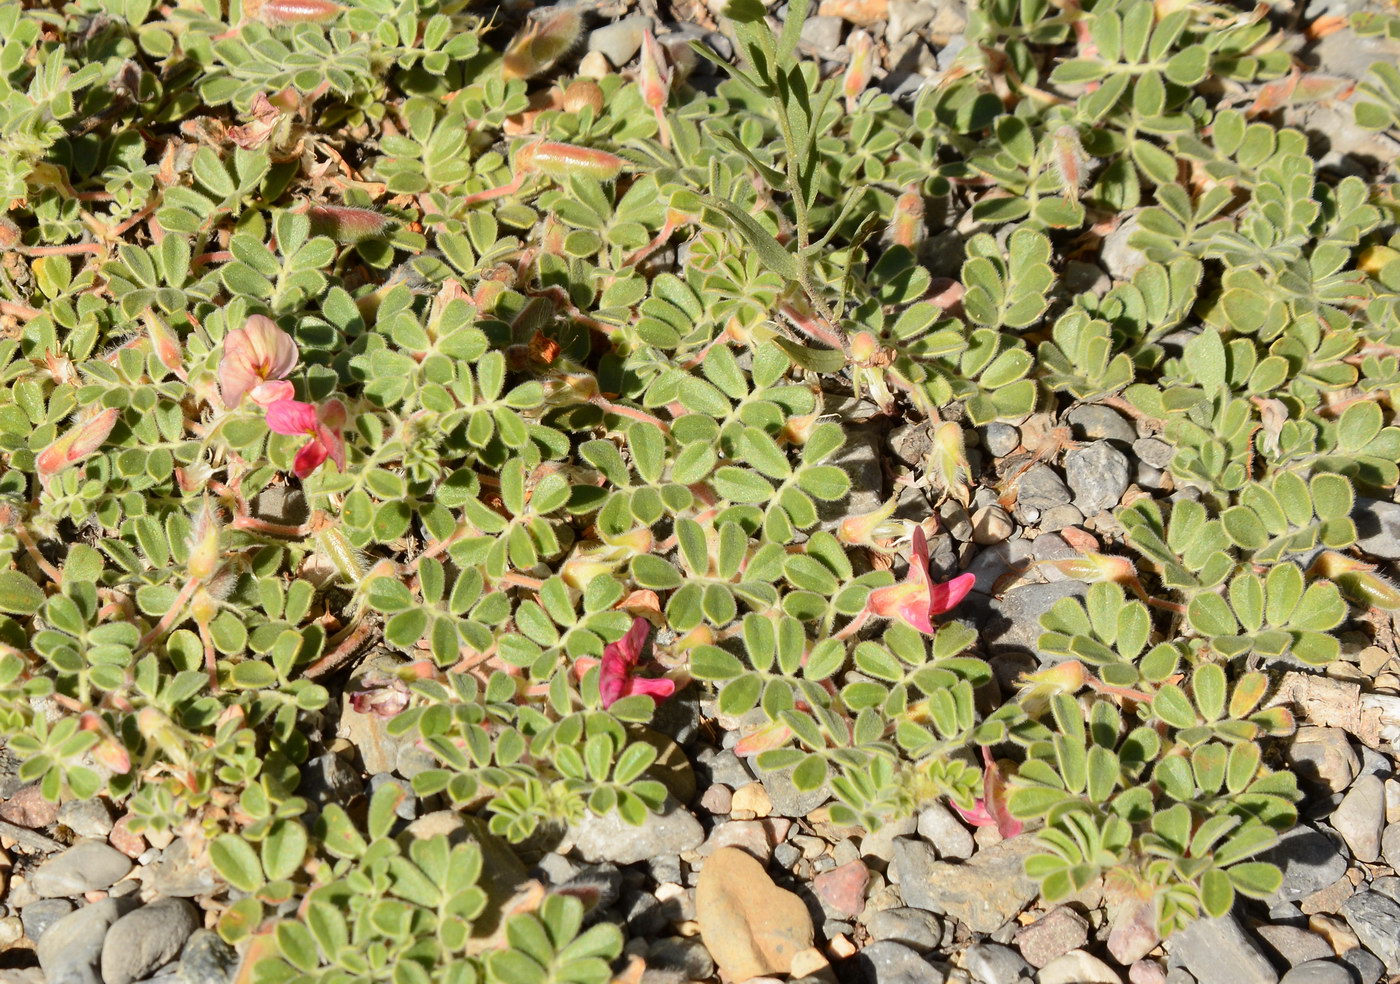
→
(146, 315, 184, 377)
(515, 141, 626, 182)
(256, 0, 342, 24)
(838, 497, 902, 547)
(502, 7, 582, 81)
(36, 408, 121, 478)
(843, 30, 875, 110)
(851, 331, 881, 363)
(562, 79, 604, 114)
(601, 526, 654, 557)
(889, 185, 925, 248)
(781, 412, 821, 445)
(187, 499, 224, 582)
(306, 204, 393, 244)
(561, 545, 624, 591)
(639, 29, 671, 112)
(191, 586, 219, 625)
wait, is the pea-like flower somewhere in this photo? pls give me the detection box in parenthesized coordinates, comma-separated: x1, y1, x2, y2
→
(865, 526, 976, 634)
(219, 314, 299, 409)
(264, 399, 347, 479)
(590, 617, 675, 708)
(951, 746, 1023, 838)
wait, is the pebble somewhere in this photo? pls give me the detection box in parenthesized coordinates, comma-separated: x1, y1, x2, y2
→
(1340, 946, 1385, 984)
(1255, 924, 1334, 966)
(758, 764, 830, 817)
(142, 837, 218, 898)
(1065, 441, 1131, 514)
(1382, 823, 1400, 871)
(971, 505, 1014, 544)
(1339, 890, 1400, 974)
(696, 847, 814, 980)
(845, 940, 948, 984)
(860, 814, 916, 863)
(696, 746, 753, 788)
(1062, 260, 1110, 295)
(963, 941, 1032, 983)
(976, 581, 1089, 656)
(57, 800, 114, 840)
(702, 820, 774, 863)
(1101, 214, 1149, 280)
(1354, 497, 1400, 560)
(37, 898, 139, 984)
(892, 836, 1039, 933)
(1258, 825, 1348, 903)
(587, 15, 651, 67)
(570, 794, 703, 865)
(917, 804, 974, 858)
(21, 898, 74, 943)
(1014, 906, 1089, 968)
(1287, 729, 1359, 796)
(0, 784, 59, 828)
(799, 13, 844, 49)
(980, 423, 1020, 457)
(1038, 949, 1122, 984)
(646, 936, 715, 980)
(1170, 914, 1278, 984)
(866, 907, 941, 951)
(30, 840, 133, 898)
(964, 538, 1035, 594)
(109, 815, 145, 859)
(1016, 464, 1072, 512)
(1278, 961, 1356, 984)
(1331, 774, 1384, 862)
(1132, 438, 1173, 469)
(814, 859, 869, 918)
(700, 783, 733, 814)
(180, 929, 239, 984)
(367, 773, 417, 821)
(1038, 504, 1084, 532)
(1130, 960, 1167, 984)
(101, 898, 200, 984)
(731, 782, 773, 819)
(818, 0, 888, 27)
(1067, 405, 1136, 445)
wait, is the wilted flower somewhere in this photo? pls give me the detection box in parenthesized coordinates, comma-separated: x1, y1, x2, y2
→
(595, 617, 675, 708)
(265, 399, 347, 479)
(219, 315, 299, 409)
(865, 527, 975, 634)
(952, 747, 1023, 838)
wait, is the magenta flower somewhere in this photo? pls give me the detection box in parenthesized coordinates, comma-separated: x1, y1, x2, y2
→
(865, 527, 976, 634)
(265, 399, 347, 479)
(219, 314, 299, 409)
(599, 617, 675, 708)
(952, 746, 1023, 838)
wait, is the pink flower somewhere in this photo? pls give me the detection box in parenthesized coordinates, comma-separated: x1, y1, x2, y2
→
(265, 399, 346, 478)
(866, 527, 976, 634)
(219, 314, 299, 409)
(952, 746, 1023, 838)
(598, 617, 675, 708)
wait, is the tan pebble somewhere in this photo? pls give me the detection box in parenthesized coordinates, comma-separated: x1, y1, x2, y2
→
(675, 919, 700, 937)
(1299, 873, 1353, 915)
(655, 882, 686, 903)
(1361, 646, 1392, 676)
(970, 505, 1013, 544)
(1386, 779, 1400, 824)
(577, 51, 610, 78)
(696, 847, 814, 980)
(1309, 913, 1361, 955)
(817, 0, 888, 26)
(828, 933, 857, 959)
(1038, 949, 1121, 984)
(790, 946, 832, 977)
(731, 783, 772, 819)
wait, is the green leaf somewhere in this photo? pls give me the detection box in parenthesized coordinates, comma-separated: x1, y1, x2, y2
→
(211, 834, 264, 892)
(0, 572, 44, 615)
(702, 196, 799, 282)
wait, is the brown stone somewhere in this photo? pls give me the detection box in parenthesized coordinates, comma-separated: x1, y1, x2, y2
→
(0, 786, 57, 829)
(817, 0, 887, 26)
(1015, 906, 1090, 968)
(813, 859, 869, 918)
(696, 847, 815, 981)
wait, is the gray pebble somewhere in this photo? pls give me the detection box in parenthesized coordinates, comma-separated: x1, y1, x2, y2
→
(1016, 464, 1072, 512)
(1065, 440, 1131, 515)
(774, 842, 801, 868)
(1354, 497, 1400, 561)
(860, 815, 916, 864)
(38, 898, 139, 984)
(1038, 504, 1084, 532)
(1254, 924, 1333, 966)
(1169, 914, 1278, 984)
(20, 898, 74, 944)
(180, 929, 238, 984)
(973, 580, 1089, 656)
(101, 898, 200, 984)
(695, 746, 752, 788)
(57, 800, 114, 840)
(1133, 438, 1173, 469)
(587, 16, 651, 67)
(917, 803, 973, 859)
(1067, 405, 1136, 445)
(1339, 890, 1400, 974)
(846, 940, 949, 984)
(299, 752, 362, 806)
(980, 423, 1020, 457)
(964, 941, 1033, 983)
(645, 936, 714, 980)
(1257, 824, 1348, 904)
(1101, 214, 1149, 279)
(867, 907, 941, 951)
(1339, 946, 1384, 984)
(759, 763, 830, 817)
(31, 841, 133, 898)
(1331, 774, 1384, 862)
(569, 794, 703, 865)
(800, 14, 843, 49)
(1278, 962, 1354, 984)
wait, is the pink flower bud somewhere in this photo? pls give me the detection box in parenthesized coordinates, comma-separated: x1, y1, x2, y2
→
(187, 499, 224, 582)
(502, 7, 583, 80)
(844, 30, 875, 110)
(256, 0, 342, 25)
(36, 408, 121, 477)
(146, 316, 184, 377)
(639, 30, 671, 112)
(306, 204, 393, 244)
(515, 141, 627, 182)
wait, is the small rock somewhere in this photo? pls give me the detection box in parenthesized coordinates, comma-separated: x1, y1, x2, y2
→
(892, 835, 1039, 933)
(1170, 914, 1278, 984)
(1038, 504, 1084, 532)
(251, 487, 308, 526)
(57, 800, 114, 840)
(180, 929, 239, 984)
(299, 752, 362, 806)
(101, 898, 200, 984)
(964, 942, 1032, 983)
(799, 14, 844, 49)
(37, 898, 139, 984)
(695, 746, 753, 788)
(1258, 825, 1348, 904)
(964, 538, 1035, 594)
(142, 838, 218, 898)
(1381, 822, 1400, 872)
(1339, 890, 1400, 974)
(1340, 946, 1385, 984)
(1299, 873, 1352, 916)
(980, 423, 1020, 457)
(0, 916, 20, 949)
(1016, 465, 1072, 512)
(915, 804, 974, 859)
(1130, 960, 1167, 984)
(367, 773, 417, 821)
(571, 795, 704, 865)
(1038, 949, 1122, 984)
(1255, 925, 1333, 966)
(1101, 214, 1149, 280)
(108, 815, 145, 859)
(696, 847, 815, 981)
(1331, 774, 1384, 862)
(1354, 497, 1400, 560)
(866, 907, 941, 951)
(818, 0, 888, 26)
(971, 506, 1014, 544)
(0, 784, 59, 828)
(1067, 405, 1136, 445)
(700, 784, 733, 814)
(646, 936, 714, 981)
(1062, 261, 1110, 296)
(976, 581, 1089, 656)
(1287, 729, 1360, 795)
(731, 782, 773, 819)
(1278, 961, 1357, 984)
(21, 898, 74, 943)
(759, 764, 830, 817)
(814, 859, 868, 918)
(31, 840, 133, 898)
(1014, 906, 1089, 968)
(587, 15, 651, 67)
(1133, 438, 1173, 469)
(1065, 441, 1131, 515)
(702, 820, 774, 863)
(845, 940, 948, 984)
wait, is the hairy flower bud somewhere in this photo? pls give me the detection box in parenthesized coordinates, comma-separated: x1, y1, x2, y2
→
(516, 141, 627, 182)
(255, 0, 342, 25)
(36, 408, 121, 478)
(306, 204, 393, 244)
(502, 8, 582, 80)
(843, 30, 875, 110)
(562, 79, 604, 115)
(187, 499, 224, 582)
(639, 30, 671, 112)
(838, 497, 902, 547)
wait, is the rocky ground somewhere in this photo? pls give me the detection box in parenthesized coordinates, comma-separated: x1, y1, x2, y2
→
(2, 0, 1400, 983)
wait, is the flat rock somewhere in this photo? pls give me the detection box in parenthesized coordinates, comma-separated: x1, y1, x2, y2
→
(1065, 440, 1131, 515)
(963, 941, 1032, 983)
(891, 835, 1039, 933)
(1067, 405, 1136, 445)
(1257, 824, 1348, 904)
(844, 940, 948, 984)
(586, 15, 650, 67)
(1354, 497, 1400, 560)
(696, 847, 814, 980)
(865, 907, 941, 951)
(31, 840, 133, 898)
(1038, 949, 1121, 984)
(1332, 774, 1384, 862)
(20, 898, 74, 944)
(1016, 464, 1072, 512)
(1278, 961, 1355, 984)
(813, 859, 869, 918)
(1014, 905, 1089, 968)
(1170, 914, 1277, 984)
(974, 581, 1089, 657)
(1255, 924, 1333, 966)
(101, 898, 200, 984)
(916, 803, 974, 859)
(0, 784, 59, 828)
(57, 800, 113, 840)
(179, 929, 238, 984)
(1339, 890, 1400, 974)
(569, 794, 703, 865)
(37, 898, 139, 984)
(1287, 728, 1359, 795)
(759, 763, 831, 817)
